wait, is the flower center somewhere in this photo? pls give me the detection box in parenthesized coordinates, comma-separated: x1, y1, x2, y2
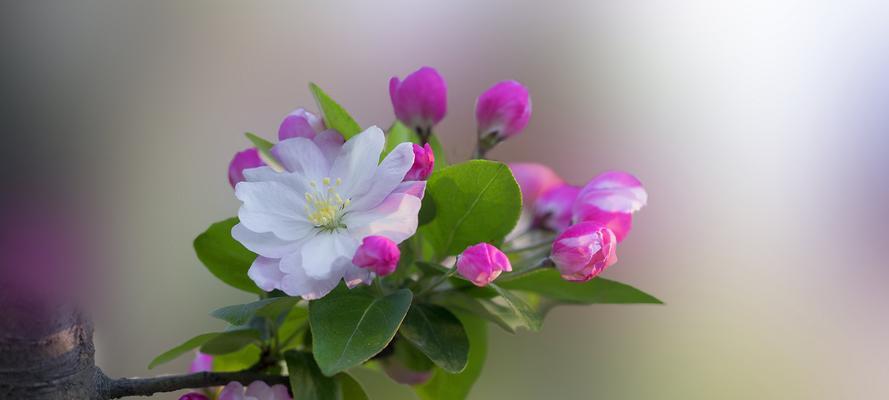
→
(304, 177, 349, 231)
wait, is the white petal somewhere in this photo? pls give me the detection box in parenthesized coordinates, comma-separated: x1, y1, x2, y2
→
(279, 262, 343, 300)
(344, 265, 373, 288)
(313, 130, 345, 164)
(345, 193, 421, 244)
(299, 233, 359, 279)
(330, 126, 385, 199)
(392, 180, 426, 200)
(232, 223, 302, 258)
(271, 137, 330, 182)
(247, 256, 284, 292)
(236, 181, 312, 240)
(243, 167, 312, 193)
(245, 381, 273, 399)
(347, 142, 415, 211)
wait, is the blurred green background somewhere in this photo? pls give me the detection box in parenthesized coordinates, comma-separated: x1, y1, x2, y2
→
(4, 1, 889, 399)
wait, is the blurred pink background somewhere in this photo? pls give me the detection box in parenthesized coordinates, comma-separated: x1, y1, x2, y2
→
(4, 1, 889, 398)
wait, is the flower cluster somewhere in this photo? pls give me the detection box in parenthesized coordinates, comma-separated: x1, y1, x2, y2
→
(159, 66, 656, 400)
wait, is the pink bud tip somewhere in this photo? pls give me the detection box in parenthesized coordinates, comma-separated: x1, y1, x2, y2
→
(571, 171, 647, 242)
(389, 67, 448, 133)
(228, 148, 265, 188)
(534, 184, 581, 232)
(404, 143, 435, 181)
(278, 108, 325, 140)
(508, 162, 564, 207)
(189, 351, 213, 373)
(551, 222, 618, 282)
(352, 236, 401, 277)
(475, 80, 532, 141)
(455, 243, 512, 287)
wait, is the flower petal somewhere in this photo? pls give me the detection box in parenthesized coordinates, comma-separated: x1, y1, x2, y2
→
(247, 256, 285, 292)
(271, 137, 331, 182)
(392, 180, 426, 200)
(345, 193, 421, 244)
(573, 207, 634, 243)
(343, 264, 373, 288)
(298, 233, 359, 279)
(330, 126, 386, 199)
(232, 223, 302, 258)
(347, 142, 415, 211)
(313, 130, 345, 164)
(245, 381, 273, 399)
(235, 181, 312, 240)
(279, 258, 344, 300)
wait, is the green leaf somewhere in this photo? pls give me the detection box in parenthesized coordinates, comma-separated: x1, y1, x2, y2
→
(310, 286, 413, 376)
(399, 304, 469, 373)
(419, 160, 522, 259)
(393, 338, 435, 372)
(278, 307, 310, 351)
(498, 268, 663, 304)
(434, 291, 522, 334)
(148, 332, 218, 369)
(212, 344, 262, 372)
(199, 328, 261, 355)
(245, 132, 284, 171)
(287, 350, 339, 400)
(194, 217, 263, 294)
(211, 297, 301, 326)
(309, 83, 362, 140)
(489, 284, 543, 332)
(382, 121, 448, 171)
(416, 313, 488, 400)
(337, 373, 370, 400)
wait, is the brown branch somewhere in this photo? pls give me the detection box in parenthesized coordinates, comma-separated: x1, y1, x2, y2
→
(95, 369, 289, 399)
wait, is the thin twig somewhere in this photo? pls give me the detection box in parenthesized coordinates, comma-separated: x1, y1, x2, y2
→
(95, 369, 289, 399)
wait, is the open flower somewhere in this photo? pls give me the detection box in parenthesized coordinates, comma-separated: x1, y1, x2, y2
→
(218, 381, 291, 400)
(572, 171, 647, 242)
(232, 127, 426, 299)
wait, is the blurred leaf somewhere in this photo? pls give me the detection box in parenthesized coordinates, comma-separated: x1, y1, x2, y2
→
(211, 297, 301, 326)
(309, 83, 361, 140)
(212, 344, 262, 372)
(194, 217, 263, 294)
(245, 132, 284, 170)
(393, 338, 434, 372)
(416, 313, 487, 400)
(278, 307, 310, 351)
(337, 373, 370, 400)
(434, 291, 521, 334)
(310, 286, 413, 376)
(287, 350, 339, 400)
(490, 284, 543, 332)
(498, 268, 663, 304)
(399, 304, 469, 373)
(419, 160, 522, 259)
(199, 328, 261, 355)
(148, 332, 218, 369)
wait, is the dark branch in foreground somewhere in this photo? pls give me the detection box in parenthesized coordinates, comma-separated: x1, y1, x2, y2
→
(95, 369, 289, 399)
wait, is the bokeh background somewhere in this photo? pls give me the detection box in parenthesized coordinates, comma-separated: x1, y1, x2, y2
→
(4, 1, 889, 399)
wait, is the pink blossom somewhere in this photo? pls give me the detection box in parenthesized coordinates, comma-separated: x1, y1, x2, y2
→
(352, 235, 401, 277)
(389, 67, 447, 134)
(507, 163, 564, 207)
(551, 222, 617, 282)
(179, 393, 210, 400)
(534, 184, 580, 232)
(404, 143, 435, 181)
(278, 108, 325, 140)
(218, 381, 291, 400)
(228, 148, 265, 188)
(189, 352, 213, 373)
(572, 171, 647, 242)
(475, 80, 532, 142)
(455, 243, 512, 287)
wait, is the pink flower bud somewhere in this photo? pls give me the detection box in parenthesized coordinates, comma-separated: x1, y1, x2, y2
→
(455, 243, 512, 287)
(508, 162, 564, 207)
(534, 184, 581, 232)
(179, 394, 210, 400)
(228, 148, 265, 188)
(404, 143, 435, 181)
(475, 80, 532, 142)
(189, 351, 213, 373)
(352, 236, 401, 277)
(389, 67, 448, 134)
(572, 171, 647, 242)
(551, 222, 618, 282)
(278, 108, 325, 140)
